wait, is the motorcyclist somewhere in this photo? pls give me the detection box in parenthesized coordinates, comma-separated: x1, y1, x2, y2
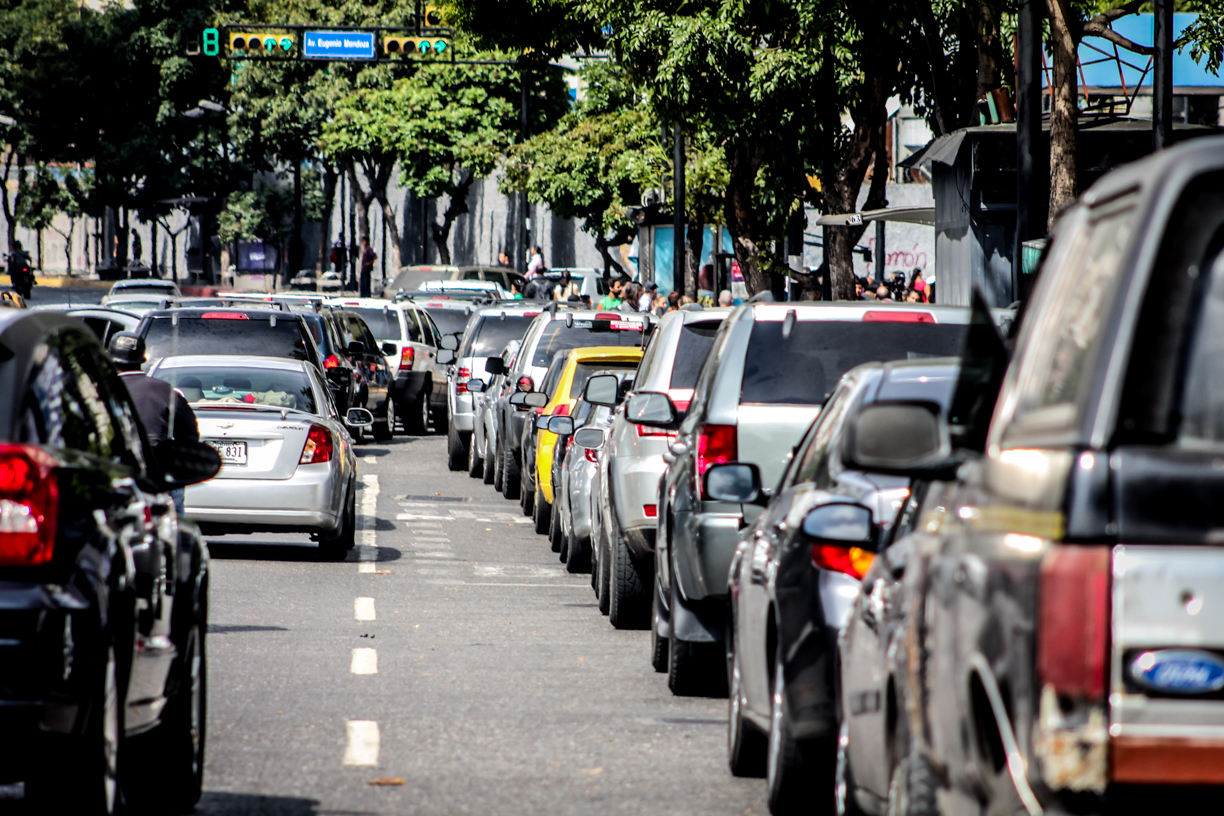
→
(7, 241, 33, 298)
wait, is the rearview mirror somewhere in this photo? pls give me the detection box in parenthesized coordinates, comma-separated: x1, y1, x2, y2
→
(703, 462, 762, 504)
(466, 378, 486, 393)
(485, 357, 506, 376)
(625, 392, 677, 426)
(548, 416, 575, 436)
(437, 349, 455, 365)
(156, 440, 221, 489)
(348, 340, 366, 355)
(440, 334, 459, 351)
(841, 401, 956, 477)
(801, 503, 874, 546)
(346, 407, 375, 428)
(381, 342, 397, 356)
(523, 392, 548, 408)
(573, 428, 604, 450)
(583, 374, 620, 407)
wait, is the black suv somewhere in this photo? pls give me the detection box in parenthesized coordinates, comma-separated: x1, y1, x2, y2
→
(0, 309, 218, 814)
(135, 306, 325, 374)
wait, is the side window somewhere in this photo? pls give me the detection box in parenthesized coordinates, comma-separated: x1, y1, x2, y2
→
(1006, 193, 1138, 438)
(793, 382, 855, 487)
(1178, 250, 1224, 444)
(404, 310, 423, 343)
(634, 330, 663, 389)
(421, 311, 441, 347)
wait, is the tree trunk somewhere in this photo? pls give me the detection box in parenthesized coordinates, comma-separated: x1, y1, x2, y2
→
(428, 170, 476, 267)
(723, 143, 768, 296)
(1, 151, 22, 256)
(1047, 0, 1079, 224)
(316, 165, 338, 275)
(684, 217, 702, 298)
(912, 0, 955, 136)
(349, 162, 374, 243)
(53, 223, 74, 275)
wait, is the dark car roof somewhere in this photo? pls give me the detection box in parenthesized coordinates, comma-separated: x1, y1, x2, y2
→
(0, 310, 99, 438)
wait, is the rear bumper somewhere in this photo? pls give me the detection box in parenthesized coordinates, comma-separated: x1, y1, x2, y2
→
(613, 456, 666, 553)
(185, 464, 342, 532)
(677, 511, 742, 602)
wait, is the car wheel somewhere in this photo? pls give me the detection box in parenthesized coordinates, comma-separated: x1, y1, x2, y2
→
(492, 440, 504, 491)
(501, 445, 520, 500)
(566, 532, 590, 574)
(547, 495, 562, 550)
(651, 582, 669, 673)
(608, 527, 650, 630)
(373, 407, 393, 442)
(433, 405, 449, 433)
(766, 644, 834, 815)
(320, 482, 356, 557)
(534, 488, 551, 536)
(596, 526, 611, 615)
(519, 462, 534, 517)
(446, 425, 466, 471)
(468, 430, 485, 479)
(29, 639, 122, 814)
(728, 633, 767, 777)
(836, 720, 869, 816)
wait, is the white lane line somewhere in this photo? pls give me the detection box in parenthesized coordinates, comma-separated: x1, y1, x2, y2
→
(357, 475, 379, 550)
(354, 597, 376, 621)
(362, 455, 377, 465)
(396, 512, 531, 524)
(425, 580, 589, 587)
(357, 562, 377, 574)
(343, 720, 380, 766)
(350, 648, 378, 675)
(416, 552, 457, 559)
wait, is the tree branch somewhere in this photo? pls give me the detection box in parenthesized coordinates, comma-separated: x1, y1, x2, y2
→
(1087, 0, 1145, 27)
(1080, 21, 1155, 55)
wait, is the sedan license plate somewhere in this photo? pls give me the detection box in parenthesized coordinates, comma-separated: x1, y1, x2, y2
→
(206, 440, 247, 465)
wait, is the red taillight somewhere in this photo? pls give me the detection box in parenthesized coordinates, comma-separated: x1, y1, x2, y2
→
(201, 312, 249, 320)
(456, 367, 471, 395)
(399, 347, 415, 371)
(458, 367, 471, 379)
(643, 504, 657, 518)
(862, 310, 935, 323)
(1038, 546, 1111, 700)
(811, 544, 874, 580)
(551, 403, 570, 417)
(299, 425, 334, 464)
(595, 312, 621, 321)
(323, 354, 341, 369)
(696, 424, 737, 477)
(585, 447, 599, 463)
(0, 444, 58, 567)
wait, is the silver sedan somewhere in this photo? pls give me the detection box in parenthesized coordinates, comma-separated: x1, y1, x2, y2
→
(147, 355, 371, 555)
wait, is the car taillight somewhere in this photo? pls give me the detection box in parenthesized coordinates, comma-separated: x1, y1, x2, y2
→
(585, 447, 599, 463)
(551, 403, 570, 417)
(862, 310, 935, 323)
(323, 354, 341, 369)
(299, 425, 334, 464)
(644, 504, 657, 518)
(811, 544, 874, 580)
(1038, 545, 1111, 700)
(0, 444, 58, 567)
(200, 312, 249, 320)
(696, 424, 737, 477)
(399, 347, 415, 371)
(456, 366, 471, 395)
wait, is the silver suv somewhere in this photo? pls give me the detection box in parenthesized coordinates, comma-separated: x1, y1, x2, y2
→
(654, 301, 972, 694)
(440, 303, 548, 470)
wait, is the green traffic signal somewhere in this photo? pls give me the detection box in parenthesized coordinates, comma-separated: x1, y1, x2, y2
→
(434, 39, 447, 54)
(416, 40, 431, 55)
(280, 37, 292, 51)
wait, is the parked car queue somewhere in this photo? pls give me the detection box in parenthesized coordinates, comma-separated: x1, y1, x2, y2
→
(433, 137, 1224, 816)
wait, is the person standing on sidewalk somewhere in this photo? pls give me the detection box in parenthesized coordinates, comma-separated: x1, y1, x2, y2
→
(359, 237, 377, 297)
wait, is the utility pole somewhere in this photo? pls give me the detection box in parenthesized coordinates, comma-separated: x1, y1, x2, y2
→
(518, 70, 529, 277)
(1014, 0, 1044, 300)
(672, 123, 685, 296)
(1153, 0, 1174, 151)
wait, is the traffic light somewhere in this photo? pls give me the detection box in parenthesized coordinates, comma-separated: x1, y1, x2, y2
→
(229, 32, 294, 55)
(203, 28, 219, 56)
(422, 5, 444, 27)
(383, 36, 449, 57)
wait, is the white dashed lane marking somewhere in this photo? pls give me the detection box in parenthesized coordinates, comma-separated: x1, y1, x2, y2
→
(343, 720, 380, 766)
(354, 597, 376, 621)
(350, 648, 378, 675)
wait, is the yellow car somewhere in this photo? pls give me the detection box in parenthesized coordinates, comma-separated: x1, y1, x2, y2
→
(534, 345, 644, 512)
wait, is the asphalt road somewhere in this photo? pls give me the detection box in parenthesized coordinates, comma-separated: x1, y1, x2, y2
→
(1, 421, 768, 815)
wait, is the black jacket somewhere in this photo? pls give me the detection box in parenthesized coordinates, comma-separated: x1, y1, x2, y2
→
(121, 372, 199, 444)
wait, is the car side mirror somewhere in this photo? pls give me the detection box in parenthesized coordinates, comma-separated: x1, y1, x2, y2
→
(703, 462, 764, 504)
(841, 400, 959, 478)
(583, 374, 620, 407)
(381, 342, 397, 356)
(485, 357, 506, 376)
(437, 349, 456, 365)
(440, 334, 459, 351)
(573, 428, 604, 450)
(625, 392, 677, 426)
(346, 407, 375, 428)
(156, 440, 221, 489)
(509, 392, 528, 407)
(535, 414, 552, 431)
(326, 367, 348, 385)
(548, 416, 575, 436)
(348, 340, 366, 355)
(800, 503, 874, 547)
(466, 378, 486, 393)
(523, 392, 549, 408)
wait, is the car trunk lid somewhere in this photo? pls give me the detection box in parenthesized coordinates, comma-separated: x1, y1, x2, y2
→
(194, 407, 311, 480)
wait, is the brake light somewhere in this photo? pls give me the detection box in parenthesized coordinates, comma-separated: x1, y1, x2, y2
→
(696, 424, 737, 477)
(862, 310, 935, 323)
(399, 347, 416, 371)
(523, 312, 540, 317)
(551, 403, 571, 417)
(456, 367, 471, 395)
(644, 504, 657, 518)
(596, 312, 621, 321)
(1038, 546, 1111, 700)
(585, 447, 599, 463)
(299, 425, 334, 464)
(0, 445, 58, 567)
(201, 312, 249, 320)
(323, 354, 341, 370)
(811, 544, 874, 580)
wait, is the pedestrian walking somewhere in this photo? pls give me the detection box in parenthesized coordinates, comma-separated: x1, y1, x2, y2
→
(527, 246, 544, 278)
(599, 277, 625, 310)
(329, 236, 346, 279)
(359, 237, 376, 296)
(552, 269, 581, 301)
(498, 251, 512, 268)
(131, 228, 143, 264)
(639, 283, 656, 312)
(620, 282, 642, 313)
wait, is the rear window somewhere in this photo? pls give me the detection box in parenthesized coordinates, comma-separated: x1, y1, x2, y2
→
(152, 365, 317, 414)
(740, 321, 964, 405)
(531, 321, 648, 367)
(426, 307, 470, 337)
(464, 315, 535, 357)
(347, 308, 403, 341)
(570, 362, 640, 398)
(113, 283, 174, 295)
(669, 321, 722, 389)
(142, 316, 311, 362)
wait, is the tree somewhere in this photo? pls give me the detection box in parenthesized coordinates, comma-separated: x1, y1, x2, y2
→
(17, 163, 90, 273)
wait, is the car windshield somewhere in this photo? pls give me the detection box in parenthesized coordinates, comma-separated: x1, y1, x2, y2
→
(465, 315, 535, 357)
(143, 316, 311, 361)
(347, 308, 403, 341)
(669, 320, 722, 389)
(152, 366, 317, 413)
(740, 320, 965, 405)
(531, 321, 647, 367)
(425, 307, 470, 337)
(570, 362, 639, 398)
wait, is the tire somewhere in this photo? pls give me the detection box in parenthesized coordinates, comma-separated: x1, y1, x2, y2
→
(501, 444, 520, 500)
(492, 439, 504, 491)
(373, 406, 393, 442)
(446, 425, 466, 471)
(836, 720, 869, 816)
(534, 488, 551, 536)
(433, 405, 449, 433)
(320, 482, 356, 556)
(566, 531, 590, 574)
(468, 429, 485, 479)
(667, 578, 706, 696)
(519, 459, 534, 516)
(28, 640, 122, 814)
(728, 636, 767, 777)
(406, 391, 429, 435)
(596, 526, 612, 615)
(766, 644, 835, 815)
(651, 583, 669, 673)
(548, 496, 562, 551)
(608, 528, 650, 630)
(126, 593, 208, 814)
